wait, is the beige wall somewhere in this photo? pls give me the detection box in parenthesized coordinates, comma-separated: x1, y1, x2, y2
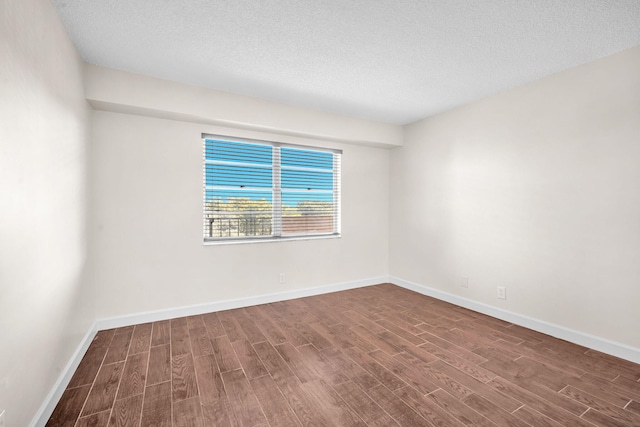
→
(89, 110, 390, 319)
(0, 0, 93, 425)
(390, 45, 640, 348)
(84, 64, 404, 148)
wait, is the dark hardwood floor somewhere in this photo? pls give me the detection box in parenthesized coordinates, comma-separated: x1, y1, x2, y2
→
(47, 283, 640, 426)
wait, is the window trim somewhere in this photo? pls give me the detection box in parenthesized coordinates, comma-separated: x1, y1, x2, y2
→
(203, 133, 342, 244)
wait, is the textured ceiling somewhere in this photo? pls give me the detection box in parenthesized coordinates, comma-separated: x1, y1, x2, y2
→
(51, 1, 640, 125)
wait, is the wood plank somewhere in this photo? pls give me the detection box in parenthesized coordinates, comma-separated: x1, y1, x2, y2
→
(394, 386, 465, 427)
(374, 318, 425, 345)
(109, 394, 143, 427)
(612, 375, 640, 401)
(420, 341, 496, 383)
(201, 399, 234, 427)
(116, 352, 148, 400)
(438, 322, 496, 352)
(211, 335, 242, 373)
(461, 394, 530, 427)
(508, 374, 589, 416)
(291, 321, 333, 350)
(172, 353, 198, 401)
(250, 374, 302, 427)
(500, 323, 547, 344)
(342, 346, 407, 391)
(341, 310, 387, 333)
(368, 349, 439, 395)
(67, 347, 108, 389)
(194, 354, 226, 404)
(140, 381, 171, 427)
(271, 299, 321, 324)
(129, 323, 152, 355)
(321, 347, 381, 391)
(328, 323, 376, 353)
(150, 320, 170, 347)
(115, 326, 135, 335)
(392, 340, 439, 365)
(559, 385, 640, 426)
(221, 368, 268, 426)
(170, 318, 191, 357)
(253, 340, 295, 383)
(458, 320, 525, 346)
(186, 315, 205, 329)
(583, 349, 640, 381)
(430, 359, 522, 412)
(513, 356, 580, 391)
(261, 304, 310, 347)
(232, 339, 268, 379)
(76, 410, 110, 427)
(147, 344, 170, 385)
(473, 344, 521, 364)
(276, 342, 347, 386)
(217, 310, 247, 342)
(420, 331, 487, 365)
(189, 325, 214, 357)
(487, 376, 594, 427)
(486, 338, 586, 377)
(334, 381, 399, 427)
(300, 379, 367, 426)
(306, 321, 350, 349)
(103, 332, 132, 365)
(394, 351, 475, 400)
(298, 297, 348, 327)
(45, 385, 92, 427)
(376, 312, 433, 335)
(512, 406, 564, 427)
(567, 373, 640, 407)
(234, 308, 268, 343)
(349, 325, 401, 355)
(582, 408, 634, 427)
(365, 384, 428, 426)
(81, 362, 125, 416)
(273, 342, 314, 383)
(244, 305, 289, 345)
(67, 330, 115, 388)
(270, 374, 333, 425)
(627, 400, 640, 416)
(426, 389, 496, 427)
(173, 395, 204, 427)
(524, 339, 621, 382)
(297, 343, 350, 386)
(202, 312, 226, 338)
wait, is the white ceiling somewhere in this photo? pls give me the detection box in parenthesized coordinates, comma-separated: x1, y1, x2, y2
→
(51, 1, 640, 125)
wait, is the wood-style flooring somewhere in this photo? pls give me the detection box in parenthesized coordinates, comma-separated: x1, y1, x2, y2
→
(47, 283, 640, 426)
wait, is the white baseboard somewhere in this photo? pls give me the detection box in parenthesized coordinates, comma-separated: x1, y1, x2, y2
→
(31, 276, 385, 426)
(390, 276, 640, 364)
(31, 274, 640, 426)
(96, 276, 387, 330)
(30, 323, 98, 427)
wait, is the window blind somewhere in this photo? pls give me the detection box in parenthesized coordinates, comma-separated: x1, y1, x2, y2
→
(203, 135, 341, 242)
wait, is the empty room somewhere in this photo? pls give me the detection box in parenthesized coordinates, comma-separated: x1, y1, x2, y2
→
(2, 0, 640, 426)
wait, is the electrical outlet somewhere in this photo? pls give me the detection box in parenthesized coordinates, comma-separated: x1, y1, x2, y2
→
(0, 409, 6, 427)
(460, 277, 469, 288)
(279, 273, 286, 284)
(497, 286, 506, 300)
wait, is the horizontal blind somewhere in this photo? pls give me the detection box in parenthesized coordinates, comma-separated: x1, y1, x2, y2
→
(278, 146, 338, 236)
(203, 135, 341, 242)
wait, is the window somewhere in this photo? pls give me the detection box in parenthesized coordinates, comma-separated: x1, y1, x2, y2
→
(203, 134, 341, 242)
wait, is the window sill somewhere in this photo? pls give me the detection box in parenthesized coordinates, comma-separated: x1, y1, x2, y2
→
(203, 233, 341, 246)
